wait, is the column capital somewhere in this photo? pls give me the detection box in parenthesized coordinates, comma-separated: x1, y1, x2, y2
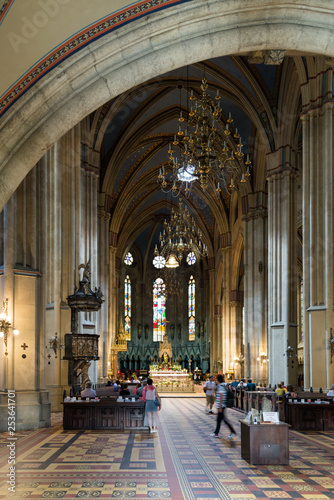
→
(242, 207, 267, 222)
(97, 207, 111, 221)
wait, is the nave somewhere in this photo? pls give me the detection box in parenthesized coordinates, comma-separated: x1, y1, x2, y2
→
(1, 397, 334, 499)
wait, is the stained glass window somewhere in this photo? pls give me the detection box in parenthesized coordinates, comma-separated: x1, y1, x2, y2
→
(124, 252, 133, 266)
(188, 275, 195, 341)
(153, 255, 166, 269)
(124, 275, 131, 340)
(186, 252, 196, 265)
(153, 278, 166, 342)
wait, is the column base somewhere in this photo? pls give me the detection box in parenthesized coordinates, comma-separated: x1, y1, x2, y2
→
(0, 390, 51, 432)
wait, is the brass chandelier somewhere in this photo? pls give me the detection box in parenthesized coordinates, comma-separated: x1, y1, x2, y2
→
(158, 76, 251, 197)
(155, 198, 207, 268)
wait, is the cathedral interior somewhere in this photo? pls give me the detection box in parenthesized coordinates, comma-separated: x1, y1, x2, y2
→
(0, 0, 333, 433)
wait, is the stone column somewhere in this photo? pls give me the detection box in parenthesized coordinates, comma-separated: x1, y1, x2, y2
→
(108, 235, 119, 374)
(243, 205, 267, 384)
(229, 296, 244, 379)
(221, 240, 231, 375)
(267, 148, 298, 387)
(97, 205, 111, 381)
(208, 259, 215, 372)
(301, 99, 334, 390)
(214, 305, 223, 373)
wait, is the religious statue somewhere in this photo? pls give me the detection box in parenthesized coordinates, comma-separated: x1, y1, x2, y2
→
(170, 324, 175, 339)
(201, 320, 204, 336)
(145, 324, 149, 339)
(177, 323, 181, 339)
(196, 321, 200, 338)
(163, 352, 168, 364)
(137, 323, 142, 339)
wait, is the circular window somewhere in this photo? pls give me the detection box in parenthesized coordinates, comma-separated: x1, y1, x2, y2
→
(124, 252, 134, 266)
(153, 255, 166, 269)
(186, 252, 196, 265)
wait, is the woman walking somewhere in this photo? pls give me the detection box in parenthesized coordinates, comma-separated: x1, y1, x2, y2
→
(142, 378, 161, 433)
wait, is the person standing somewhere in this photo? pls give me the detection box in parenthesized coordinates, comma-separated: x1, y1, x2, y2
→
(210, 374, 236, 439)
(142, 378, 161, 433)
(246, 379, 256, 391)
(204, 375, 216, 414)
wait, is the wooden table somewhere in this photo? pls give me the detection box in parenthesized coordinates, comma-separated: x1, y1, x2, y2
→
(240, 420, 290, 465)
(63, 399, 147, 431)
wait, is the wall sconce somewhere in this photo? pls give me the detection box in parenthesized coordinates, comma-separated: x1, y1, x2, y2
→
(234, 353, 244, 365)
(257, 351, 267, 365)
(0, 298, 19, 356)
(46, 333, 63, 358)
(285, 342, 297, 367)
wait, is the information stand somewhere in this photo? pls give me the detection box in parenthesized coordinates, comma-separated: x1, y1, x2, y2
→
(239, 419, 290, 465)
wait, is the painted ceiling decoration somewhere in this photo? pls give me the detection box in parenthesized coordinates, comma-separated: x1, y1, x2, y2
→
(0, 0, 191, 117)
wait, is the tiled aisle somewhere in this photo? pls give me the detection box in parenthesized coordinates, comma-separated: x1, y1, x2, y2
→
(1, 397, 334, 498)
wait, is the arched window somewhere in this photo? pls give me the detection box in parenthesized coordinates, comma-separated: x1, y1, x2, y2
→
(153, 278, 166, 342)
(124, 275, 131, 341)
(188, 275, 195, 341)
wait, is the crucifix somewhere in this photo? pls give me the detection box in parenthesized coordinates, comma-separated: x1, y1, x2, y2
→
(21, 343, 28, 350)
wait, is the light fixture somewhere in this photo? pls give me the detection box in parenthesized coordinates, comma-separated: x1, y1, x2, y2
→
(158, 76, 251, 197)
(155, 198, 207, 267)
(156, 267, 183, 296)
(0, 298, 19, 356)
(257, 351, 267, 366)
(234, 353, 244, 365)
(285, 342, 297, 367)
(46, 333, 63, 358)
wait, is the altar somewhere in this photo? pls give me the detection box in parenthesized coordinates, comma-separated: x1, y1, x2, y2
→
(150, 370, 194, 392)
(149, 336, 194, 393)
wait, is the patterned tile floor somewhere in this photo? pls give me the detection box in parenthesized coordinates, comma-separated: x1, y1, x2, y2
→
(1, 397, 334, 498)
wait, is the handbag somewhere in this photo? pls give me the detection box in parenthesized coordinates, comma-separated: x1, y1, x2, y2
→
(154, 397, 160, 407)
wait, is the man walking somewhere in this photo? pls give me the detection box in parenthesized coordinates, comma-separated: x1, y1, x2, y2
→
(204, 375, 216, 414)
(210, 374, 236, 439)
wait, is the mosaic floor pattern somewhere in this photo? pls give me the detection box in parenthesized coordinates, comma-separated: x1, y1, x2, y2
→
(1, 397, 334, 498)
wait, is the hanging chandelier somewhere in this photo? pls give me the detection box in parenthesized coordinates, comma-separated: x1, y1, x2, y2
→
(158, 76, 251, 197)
(154, 198, 207, 268)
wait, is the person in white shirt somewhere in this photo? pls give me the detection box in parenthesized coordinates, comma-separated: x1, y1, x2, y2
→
(204, 375, 216, 414)
(327, 384, 334, 397)
(81, 382, 97, 398)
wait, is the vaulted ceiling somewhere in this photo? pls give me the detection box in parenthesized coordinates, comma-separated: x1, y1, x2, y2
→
(89, 56, 291, 264)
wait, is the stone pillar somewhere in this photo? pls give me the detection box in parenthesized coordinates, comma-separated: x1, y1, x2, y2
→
(208, 259, 215, 372)
(302, 98, 334, 390)
(267, 148, 298, 387)
(109, 236, 119, 375)
(229, 296, 244, 379)
(97, 204, 111, 381)
(243, 205, 267, 384)
(221, 240, 231, 375)
(214, 305, 223, 373)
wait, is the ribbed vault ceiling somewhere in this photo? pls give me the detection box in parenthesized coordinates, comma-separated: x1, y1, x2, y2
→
(90, 56, 287, 262)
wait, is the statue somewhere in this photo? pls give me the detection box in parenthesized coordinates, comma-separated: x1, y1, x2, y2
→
(163, 352, 168, 364)
(81, 361, 91, 386)
(177, 324, 181, 339)
(78, 260, 91, 293)
(196, 321, 200, 338)
(145, 324, 149, 339)
(137, 323, 142, 339)
(170, 324, 175, 339)
(201, 320, 204, 336)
